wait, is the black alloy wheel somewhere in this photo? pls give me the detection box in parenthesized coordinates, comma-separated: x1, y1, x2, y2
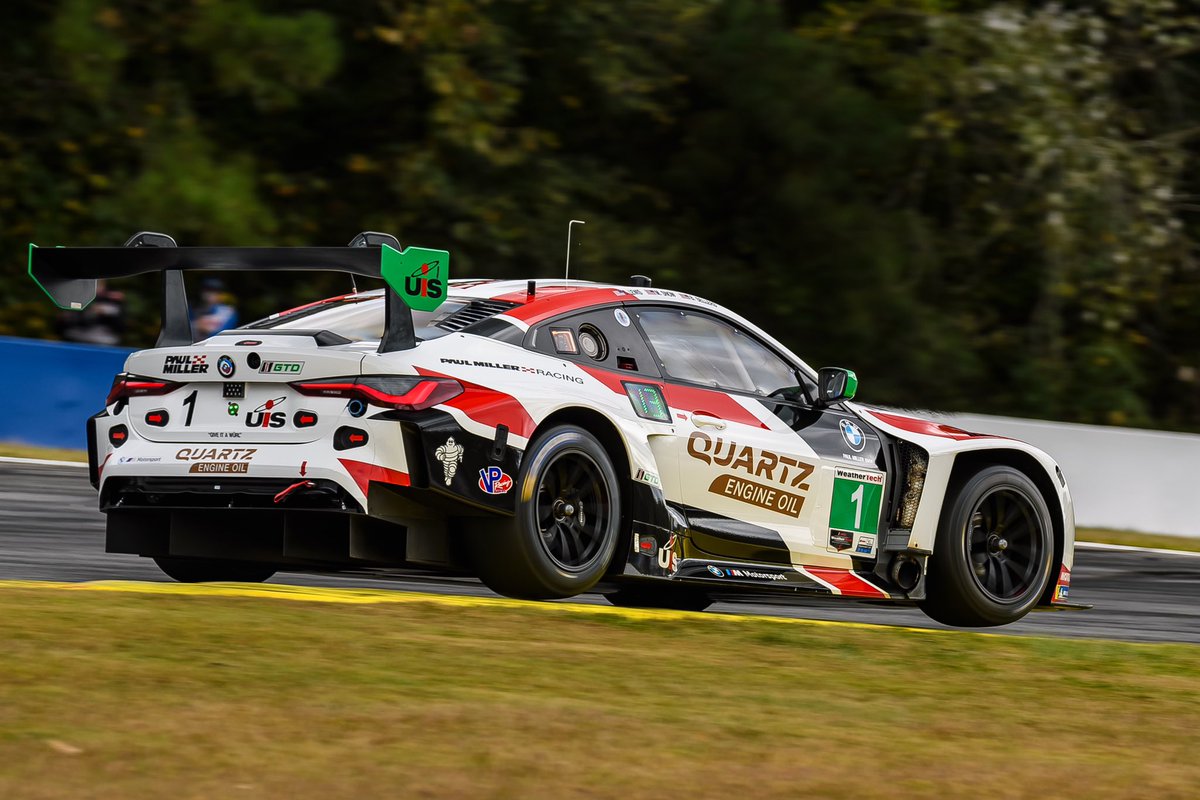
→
(534, 449, 613, 572)
(472, 425, 622, 599)
(920, 465, 1055, 627)
(964, 487, 1044, 602)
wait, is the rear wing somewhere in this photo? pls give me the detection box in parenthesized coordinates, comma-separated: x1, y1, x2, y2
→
(27, 231, 449, 352)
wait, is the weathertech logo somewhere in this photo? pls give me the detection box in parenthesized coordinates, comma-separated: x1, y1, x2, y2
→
(163, 355, 208, 374)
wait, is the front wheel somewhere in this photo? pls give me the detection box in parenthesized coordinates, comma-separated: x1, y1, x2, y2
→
(472, 425, 622, 600)
(153, 557, 276, 584)
(919, 465, 1054, 627)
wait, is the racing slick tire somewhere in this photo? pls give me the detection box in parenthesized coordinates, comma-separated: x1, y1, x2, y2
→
(472, 425, 622, 600)
(153, 557, 277, 584)
(604, 584, 713, 612)
(920, 465, 1054, 627)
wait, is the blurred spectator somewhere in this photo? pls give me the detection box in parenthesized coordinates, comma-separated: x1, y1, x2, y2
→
(193, 278, 239, 337)
(57, 279, 125, 346)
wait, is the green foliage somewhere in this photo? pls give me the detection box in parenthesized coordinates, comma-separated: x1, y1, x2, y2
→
(4, 0, 1200, 429)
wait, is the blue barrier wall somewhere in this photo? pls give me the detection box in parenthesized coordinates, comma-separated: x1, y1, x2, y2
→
(0, 336, 133, 450)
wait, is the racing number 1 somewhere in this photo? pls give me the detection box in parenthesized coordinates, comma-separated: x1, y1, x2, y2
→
(182, 389, 197, 427)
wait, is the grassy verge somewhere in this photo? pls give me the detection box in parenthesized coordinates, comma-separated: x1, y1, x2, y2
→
(0, 587, 1197, 799)
(0, 443, 86, 462)
(1076, 527, 1200, 553)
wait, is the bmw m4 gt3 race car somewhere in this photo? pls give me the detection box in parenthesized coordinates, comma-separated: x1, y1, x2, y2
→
(30, 231, 1076, 626)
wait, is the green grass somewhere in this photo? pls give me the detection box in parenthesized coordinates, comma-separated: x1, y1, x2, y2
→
(0, 587, 1197, 799)
(1076, 527, 1200, 553)
(0, 443, 86, 462)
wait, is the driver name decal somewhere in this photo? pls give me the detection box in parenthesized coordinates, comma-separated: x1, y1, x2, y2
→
(687, 432, 815, 518)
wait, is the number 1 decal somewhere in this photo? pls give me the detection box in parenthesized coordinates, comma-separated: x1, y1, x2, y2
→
(182, 389, 197, 427)
(830, 468, 885, 534)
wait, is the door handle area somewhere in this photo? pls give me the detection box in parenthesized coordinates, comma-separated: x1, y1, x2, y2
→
(690, 413, 727, 430)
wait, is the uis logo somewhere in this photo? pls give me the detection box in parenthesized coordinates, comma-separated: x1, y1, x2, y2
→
(478, 466, 513, 495)
(840, 419, 866, 452)
(407, 260, 444, 302)
(245, 396, 286, 428)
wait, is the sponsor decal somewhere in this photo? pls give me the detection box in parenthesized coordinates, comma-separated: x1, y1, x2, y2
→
(207, 431, 243, 439)
(635, 535, 657, 555)
(829, 529, 853, 552)
(686, 432, 814, 489)
(381, 247, 447, 312)
(478, 466, 513, 495)
(855, 535, 876, 555)
(217, 355, 236, 379)
(623, 287, 717, 306)
(613, 308, 631, 327)
(259, 361, 304, 375)
(657, 534, 678, 573)
(163, 354, 208, 374)
(709, 473, 805, 518)
(227, 402, 240, 416)
(175, 447, 256, 474)
(727, 568, 787, 582)
(831, 467, 886, 534)
(245, 397, 287, 429)
(1053, 565, 1071, 602)
(434, 436, 465, 485)
(634, 468, 661, 487)
(706, 565, 725, 578)
(118, 456, 162, 464)
(839, 419, 866, 452)
(439, 357, 585, 385)
(687, 432, 815, 517)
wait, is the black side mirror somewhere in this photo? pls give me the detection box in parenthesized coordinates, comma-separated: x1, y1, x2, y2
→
(817, 367, 858, 407)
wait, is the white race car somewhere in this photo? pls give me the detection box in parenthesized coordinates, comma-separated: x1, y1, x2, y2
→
(31, 232, 1076, 626)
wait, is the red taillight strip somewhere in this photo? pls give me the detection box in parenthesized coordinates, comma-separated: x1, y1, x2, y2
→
(107, 375, 180, 406)
(290, 377, 462, 411)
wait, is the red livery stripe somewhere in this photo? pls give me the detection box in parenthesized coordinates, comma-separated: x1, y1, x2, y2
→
(802, 566, 890, 599)
(338, 459, 410, 496)
(864, 410, 994, 441)
(415, 366, 537, 439)
(491, 287, 628, 325)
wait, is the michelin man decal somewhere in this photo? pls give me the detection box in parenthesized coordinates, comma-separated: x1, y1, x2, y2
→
(435, 436, 465, 485)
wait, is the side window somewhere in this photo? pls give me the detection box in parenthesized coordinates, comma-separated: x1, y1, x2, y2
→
(636, 307, 798, 396)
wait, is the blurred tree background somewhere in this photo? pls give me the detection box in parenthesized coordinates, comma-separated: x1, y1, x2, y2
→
(2, 0, 1199, 429)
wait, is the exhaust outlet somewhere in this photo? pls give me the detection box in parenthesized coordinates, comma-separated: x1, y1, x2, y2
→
(890, 554, 923, 592)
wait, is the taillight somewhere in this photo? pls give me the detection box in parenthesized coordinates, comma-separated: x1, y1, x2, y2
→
(106, 374, 181, 406)
(290, 376, 462, 411)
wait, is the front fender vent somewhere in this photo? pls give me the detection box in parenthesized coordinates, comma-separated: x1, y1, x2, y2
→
(895, 442, 928, 529)
(434, 300, 518, 333)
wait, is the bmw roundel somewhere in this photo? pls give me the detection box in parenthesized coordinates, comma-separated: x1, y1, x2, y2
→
(707, 565, 725, 577)
(217, 355, 236, 379)
(840, 419, 866, 452)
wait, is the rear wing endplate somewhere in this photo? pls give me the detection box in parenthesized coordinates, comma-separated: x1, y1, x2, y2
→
(27, 231, 449, 353)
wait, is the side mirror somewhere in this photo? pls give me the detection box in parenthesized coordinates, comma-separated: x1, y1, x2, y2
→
(817, 367, 858, 406)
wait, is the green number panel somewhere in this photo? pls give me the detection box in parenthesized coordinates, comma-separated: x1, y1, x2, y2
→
(829, 469, 884, 534)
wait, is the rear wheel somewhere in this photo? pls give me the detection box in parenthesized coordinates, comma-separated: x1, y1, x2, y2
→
(920, 465, 1054, 627)
(153, 557, 276, 584)
(605, 584, 713, 612)
(472, 425, 621, 599)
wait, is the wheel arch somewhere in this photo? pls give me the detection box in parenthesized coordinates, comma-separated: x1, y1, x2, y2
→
(948, 448, 1064, 605)
(529, 406, 643, 577)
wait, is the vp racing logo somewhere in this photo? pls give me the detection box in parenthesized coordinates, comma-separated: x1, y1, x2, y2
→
(839, 419, 866, 452)
(478, 466, 513, 495)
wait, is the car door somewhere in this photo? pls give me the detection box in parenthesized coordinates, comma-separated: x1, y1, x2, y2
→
(630, 305, 886, 567)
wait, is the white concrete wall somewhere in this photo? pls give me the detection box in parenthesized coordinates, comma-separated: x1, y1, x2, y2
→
(921, 411, 1200, 538)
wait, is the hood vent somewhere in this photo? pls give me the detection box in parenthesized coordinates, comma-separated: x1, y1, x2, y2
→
(434, 300, 518, 333)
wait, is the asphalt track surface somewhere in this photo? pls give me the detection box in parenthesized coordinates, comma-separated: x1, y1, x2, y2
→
(2, 460, 1197, 644)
